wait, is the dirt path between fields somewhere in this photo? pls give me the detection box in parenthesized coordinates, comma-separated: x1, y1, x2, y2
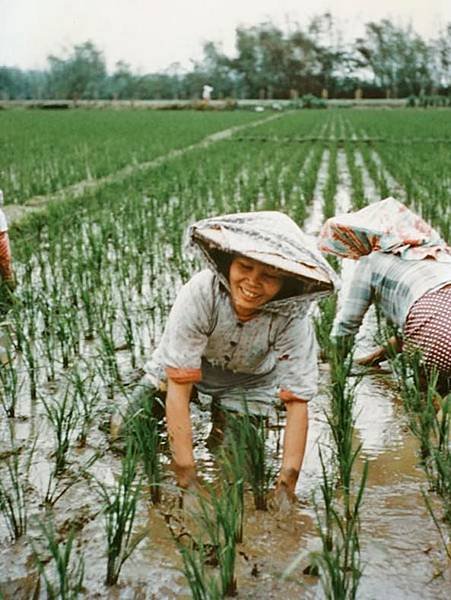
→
(4, 113, 283, 227)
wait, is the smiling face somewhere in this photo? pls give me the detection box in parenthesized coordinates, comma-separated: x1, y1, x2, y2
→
(228, 256, 284, 319)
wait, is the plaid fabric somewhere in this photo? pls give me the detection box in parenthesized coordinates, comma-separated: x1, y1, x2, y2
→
(332, 252, 451, 337)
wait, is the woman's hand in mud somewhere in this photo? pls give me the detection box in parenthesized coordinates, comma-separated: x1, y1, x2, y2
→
(355, 336, 401, 367)
(274, 467, 299, 512)
(355, 346, 387, 367)
(175, 470, 210, 513)
(172, 461, 197, 490)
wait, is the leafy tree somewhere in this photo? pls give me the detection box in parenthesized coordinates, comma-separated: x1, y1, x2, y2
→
(356, 20, 433, 97)
(47, 41, 107, 100)
(0, 67, 48, 100)
(431, 24, 451, 90)
(110, 61, 137, 99)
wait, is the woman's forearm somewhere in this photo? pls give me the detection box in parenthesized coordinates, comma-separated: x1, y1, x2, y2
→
(278, 400, 309, 492)
(165, 379, 196, 487)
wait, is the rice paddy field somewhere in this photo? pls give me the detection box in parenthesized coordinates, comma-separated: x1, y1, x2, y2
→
(0, 108, 450, 599)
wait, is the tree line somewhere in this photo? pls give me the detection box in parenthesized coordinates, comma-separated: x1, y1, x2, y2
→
(1, 15, 450, 101)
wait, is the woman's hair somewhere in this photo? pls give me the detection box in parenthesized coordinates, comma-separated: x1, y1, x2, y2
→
(208, 247, 304, 299)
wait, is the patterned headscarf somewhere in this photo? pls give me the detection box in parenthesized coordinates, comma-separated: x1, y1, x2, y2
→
(318, 197, 451, 262)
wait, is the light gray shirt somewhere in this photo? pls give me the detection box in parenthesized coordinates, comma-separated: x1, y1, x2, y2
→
(145, 269, 318, 402)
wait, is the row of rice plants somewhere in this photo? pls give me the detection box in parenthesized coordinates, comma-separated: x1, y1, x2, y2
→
(342, 110, 451, 238)
(0, 109, 263, 203)
(1, 121, 338, 593)
(2, 109, 449, 594)
(384, 347, 451, 560)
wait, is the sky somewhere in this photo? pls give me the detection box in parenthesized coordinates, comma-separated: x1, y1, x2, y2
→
(1, 0, 450, 74)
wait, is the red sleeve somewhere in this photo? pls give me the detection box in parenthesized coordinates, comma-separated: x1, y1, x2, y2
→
(279, 388, 308, 404)
(0, 231, 13, 280)
(166, 367, 202, 384)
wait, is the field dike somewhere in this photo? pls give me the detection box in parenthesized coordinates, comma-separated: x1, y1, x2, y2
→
(3, 113, 282, 228)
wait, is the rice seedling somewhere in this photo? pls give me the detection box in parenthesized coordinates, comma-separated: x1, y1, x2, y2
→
(0, 432, 36, 540)
(0, 349, 19, 417)
(33, 518, 84, 599)
(217, 439, 245, 543)
(127, 393, 164, 504)
(174, 478, 241, 598)
(227, 408, 274, 511)
(96, 442, 144, 586)
(22, 335, 38, 401)
(44, 452, 99, 507)
(41, 386, 80, 475)
(326, 344, 362, 497)
(305, 339, 368, 599)
(69, 366, 100, 447)
(393, 351, 451, 523)
(313, 294, 338, 361)
(311, 450, 368, 600)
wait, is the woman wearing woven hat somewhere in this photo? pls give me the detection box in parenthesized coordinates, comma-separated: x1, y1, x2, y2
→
(318, 197, 451, 393)
(128, 211, 338, 501)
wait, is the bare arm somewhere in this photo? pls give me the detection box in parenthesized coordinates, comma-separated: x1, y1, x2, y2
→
(165, 378, 196, 489)
(355, 335, 402, 366)
(276, 400, 309, 498)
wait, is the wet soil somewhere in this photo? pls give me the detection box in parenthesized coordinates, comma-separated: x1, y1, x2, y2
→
(1, 357, 450, 599)
(1, 117, 450, 598)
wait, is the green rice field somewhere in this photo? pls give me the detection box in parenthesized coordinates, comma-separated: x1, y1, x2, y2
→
(0, 108, 450, 598)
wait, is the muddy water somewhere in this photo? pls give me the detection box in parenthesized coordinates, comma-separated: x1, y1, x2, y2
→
(2, 130, 450, 597)
(1, 352, 450, 599)
(2, 263, 450, 595)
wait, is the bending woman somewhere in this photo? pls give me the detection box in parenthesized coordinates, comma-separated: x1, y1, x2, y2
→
(132, 211, 338, 499)
(319, 197, 451, 393)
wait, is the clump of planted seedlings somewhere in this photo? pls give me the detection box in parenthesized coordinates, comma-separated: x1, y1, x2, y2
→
(41, 386, 80, 476)
(175, 477, 241, 598)
(228, 407, 274, 511)
(310, 448, 368, 599)
(44, 452, 99, 508)
(0, 349, 19, 417)
(68, 366, 100, 447)
(390, 348, 451, 536)
(313, 293, 338, 361)
(0, 432, 36, 540)
(33, 518, 85, 599)
(308, 340, 368, 599)
(127, 393, 164, 504)
(218, 437, 245, 543)
(96, 441, 145, 586)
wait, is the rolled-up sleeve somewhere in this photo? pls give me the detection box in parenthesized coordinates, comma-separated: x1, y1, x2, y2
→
(145, 271, 214, 384)
(274, 314, 318, 402)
